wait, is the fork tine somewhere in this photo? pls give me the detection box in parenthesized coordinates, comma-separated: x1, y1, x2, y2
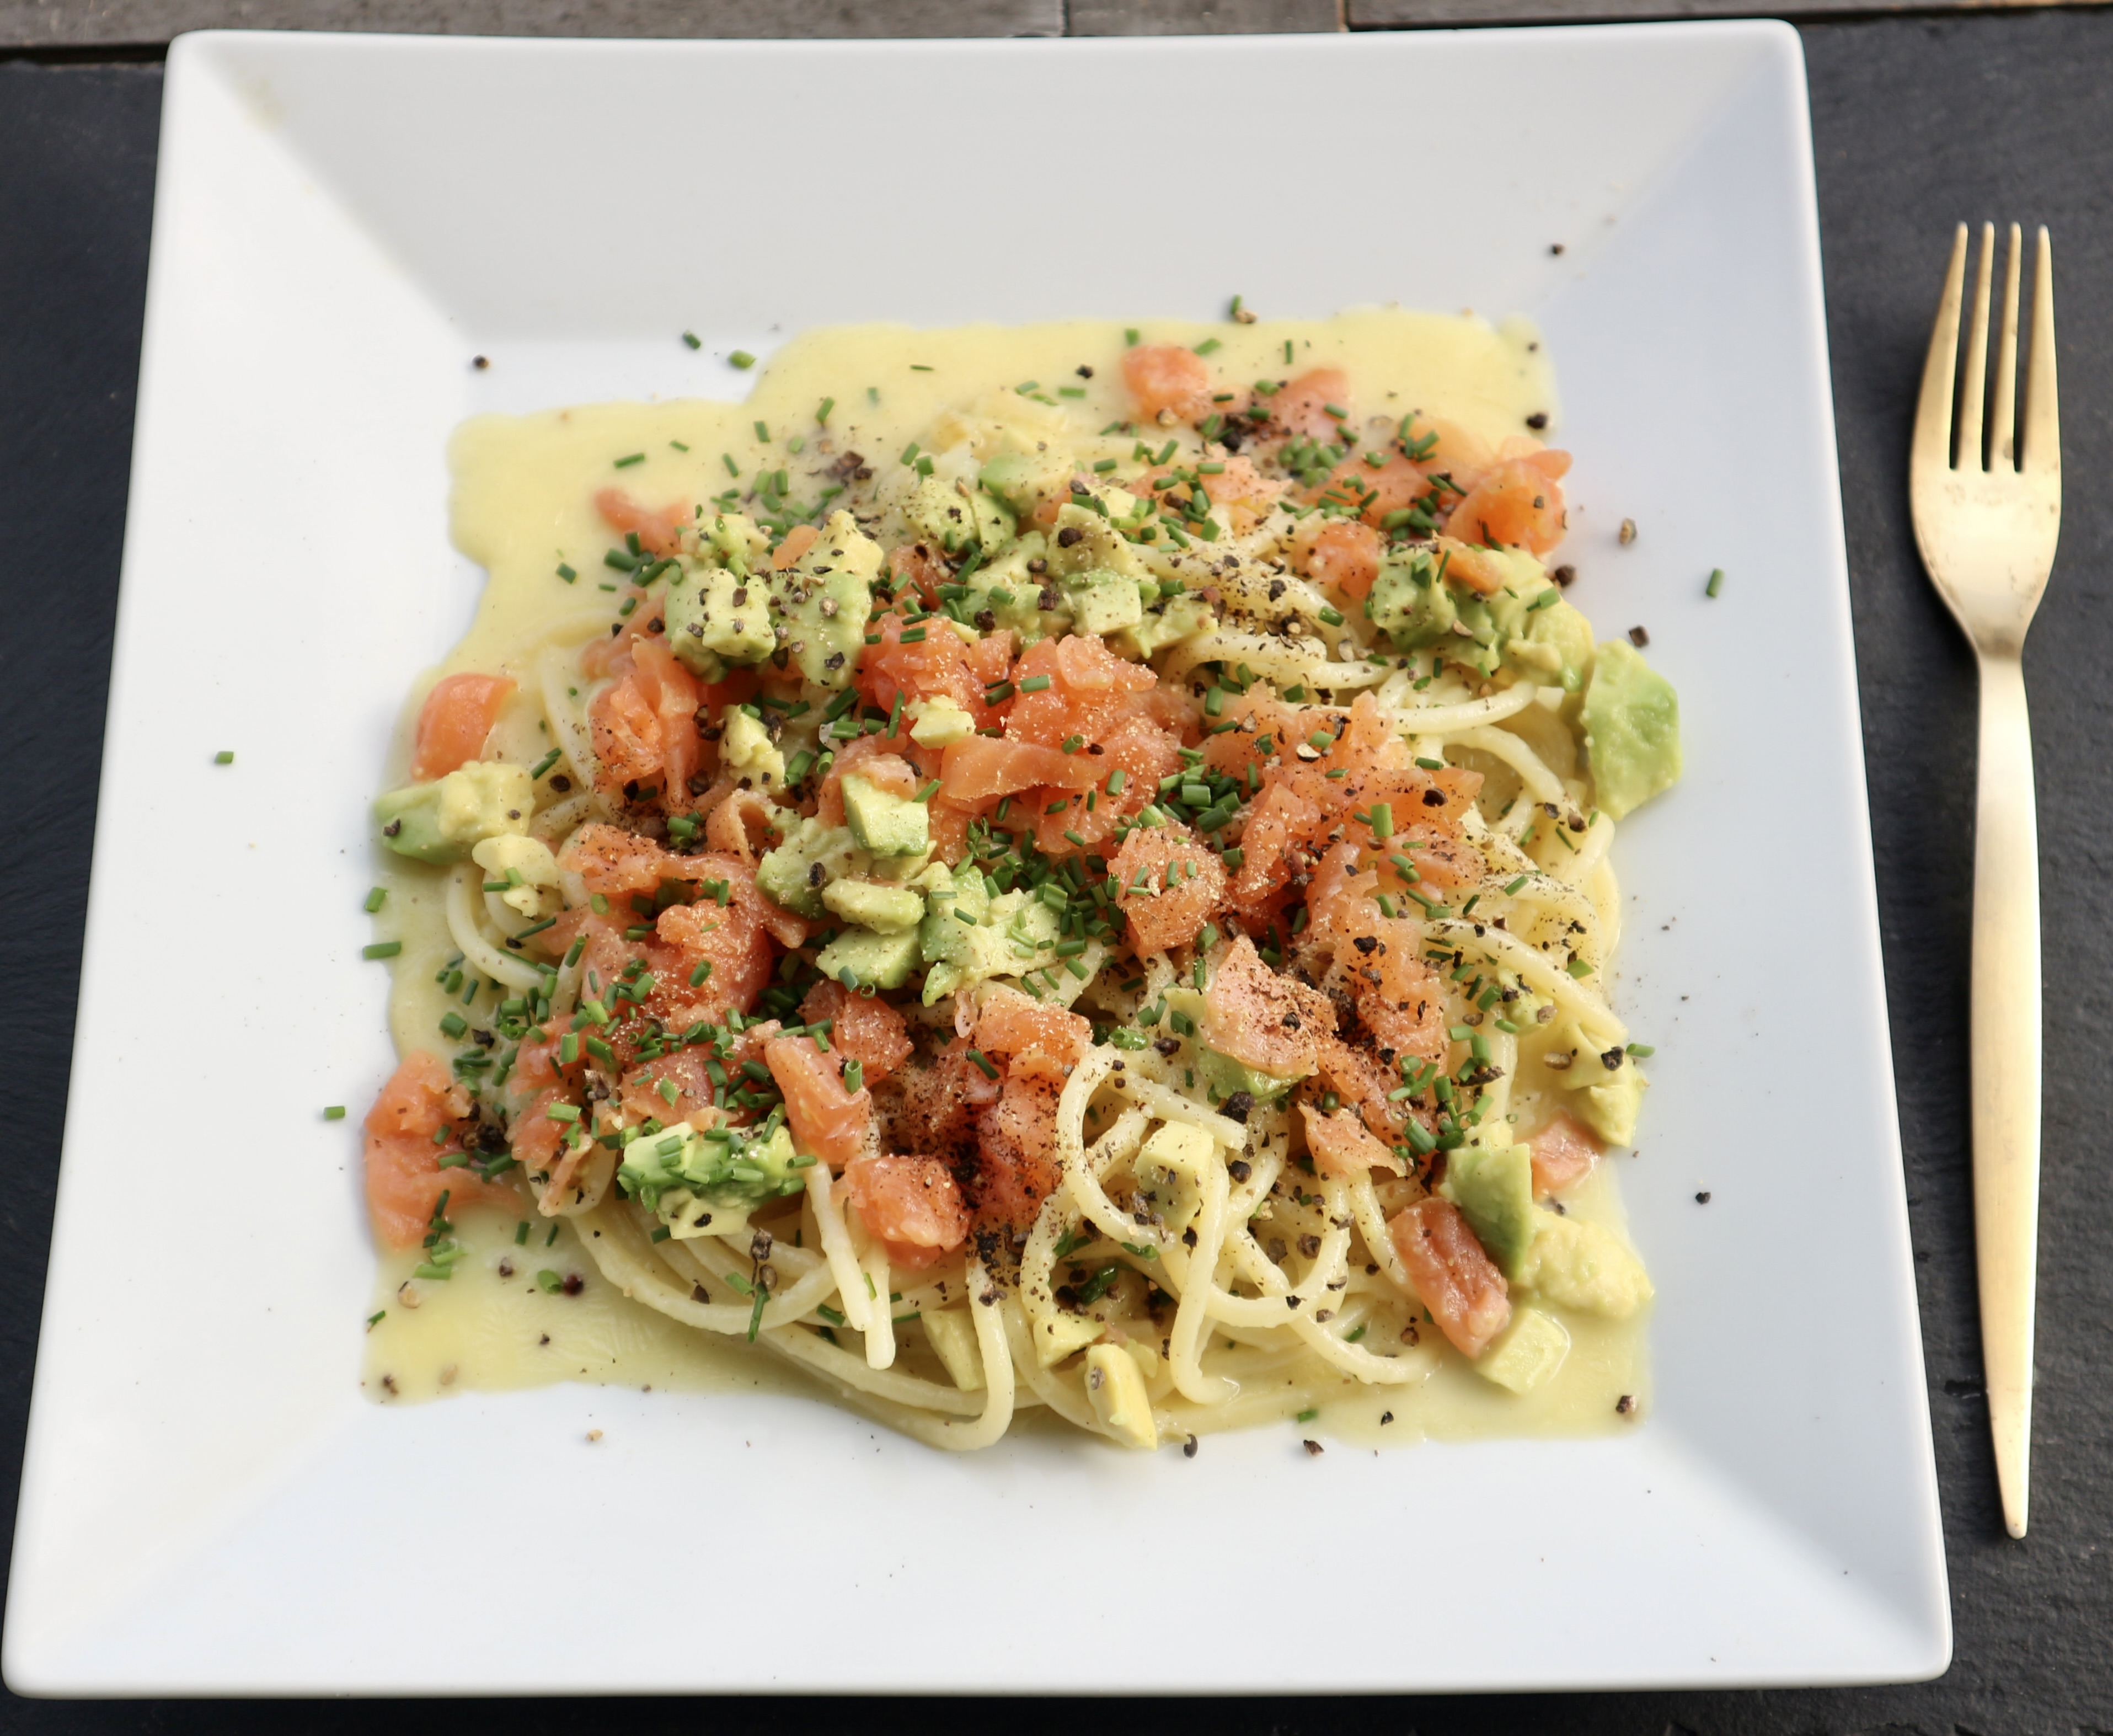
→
(1913, 225, 1969, 476)
(2022, 226, 2060, 476)
(1989, 223, 2023, 469)
(1956, 222, 1994, 471)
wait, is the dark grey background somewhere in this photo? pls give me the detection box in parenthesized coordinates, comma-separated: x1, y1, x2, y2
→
(2, 9, 2109, 1731)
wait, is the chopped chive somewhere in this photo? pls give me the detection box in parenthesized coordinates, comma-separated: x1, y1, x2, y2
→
(213, 750, 234, 765)
(323, 1105, 347, 1121)
(363, 886, 387, 913)
(1503, 874, 1528, 895)
(816, 397, 834, 425)
(1018, 675, 1052, 693)
(1368, 802, 1393, 840)
(1318, 606, 1344, 627)
(968, 1049, 999, 1080)
(556, 562, 577, 583)
(1194, 338, 1222, 356)
(529, 747, 563, 780)
(728, 350, 756, 369)
(1707, 567, 1725, 597)
(1627, 1043, 1656, 1057)
(682, 331, 702, 349)
(1125, 328, 1140, 346)
(362, 941, 402, 960)
(613, 452, 645, 468)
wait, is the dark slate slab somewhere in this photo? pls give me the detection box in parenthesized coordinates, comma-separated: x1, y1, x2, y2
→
(2, 9, 2111, 1729)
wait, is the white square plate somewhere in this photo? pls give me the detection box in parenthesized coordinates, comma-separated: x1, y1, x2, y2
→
(6, 23, 1948, 1694)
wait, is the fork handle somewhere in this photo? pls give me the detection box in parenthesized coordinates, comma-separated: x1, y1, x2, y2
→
(1971, 649, 2042, 1539)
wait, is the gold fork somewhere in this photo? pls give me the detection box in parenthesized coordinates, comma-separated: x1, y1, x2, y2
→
(1909, 222, 2061, 1539)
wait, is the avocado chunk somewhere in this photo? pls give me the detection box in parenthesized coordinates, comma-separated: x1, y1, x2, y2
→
(1367, 547, 1459, 651)
(919, 858, 991, 968)
(1474, 1307, 1572, 1393)
(903, 474, 1015, 557)
(1059, 568, 1147, 637)
(964, 534, 1072, 647)
(1367, 546, 1588, 689)
(719, 704, 787, 789)
(1440, 1141, 1538, 1278)
(842, 775, 930, 857)
(1112, 591, 1215, 660)
(1583, 639, 1681, 819)
(821, 878, 926, 934)
(764, 510, 882, 689)
(920, 885, 1060, 1005)
(1508, 593, 1594, 692)
(755, 818, 861, 919)
(664, 564, 775, 681)
(1518, 1217, 1654, 1319)
(1574, 1054, 1647, 1145)
(816, 925, 922, 992)
(375, 762, 532, 864)
(616, 1120, 805, 1246)
(1044, 500, 1149, 591)
(1083, 1343, 1159, 1450)
(908, 696, 976, 748)
(979, 448, 1074, 520)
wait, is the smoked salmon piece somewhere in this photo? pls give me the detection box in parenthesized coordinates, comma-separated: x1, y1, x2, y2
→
(1389, 1196, 1510, 1358)
(1108, 822, 1225, 958)
(1122, 343, 1217, 424)
(1529, 1112, 1603, 1198)
(842, 1153, 970, 1270)
(801, 979, 914, 1082)
(410, 672, 515, 782)
(1299, 1102, 1405, 1182)
(363, 1052, 516, 1248)
(766, 1033, 874, 1170)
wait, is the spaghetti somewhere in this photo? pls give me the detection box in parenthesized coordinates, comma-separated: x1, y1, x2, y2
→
(359, 314, 1681, 1450)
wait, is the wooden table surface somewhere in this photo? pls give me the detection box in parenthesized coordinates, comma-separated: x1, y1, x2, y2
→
(0, 0, 2103, 45)
(2, 6, 2111, 1733)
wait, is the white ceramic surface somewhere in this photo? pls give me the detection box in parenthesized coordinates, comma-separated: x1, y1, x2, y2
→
(4, 24, 1948, 1694)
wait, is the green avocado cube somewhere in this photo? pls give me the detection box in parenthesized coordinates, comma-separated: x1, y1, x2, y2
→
(1574, 1055, 1647, 1145)
(821, 878, 926, 934)
(755, 818, 860, 919)
(842, 775, 930, 857)
(763, 509, 880, 690)
(921, 884, 1059, 1005)
(815, 926, 922, 991)
(978, 449, 1073, 520)
(374, 762, 532, 864)
(664, 564, 775, 679)
(1367, 549, 1459, 653)
(919, 859, 991, 968)
(1583, 639, 1682, 819)
(1440, 1141, 1538, 1278)
(1060, 569, 1146, 637)
(903, 474, 1014, 557)
(1112, 592, 1214, 660)
(1475, 1307, 1572, 1392)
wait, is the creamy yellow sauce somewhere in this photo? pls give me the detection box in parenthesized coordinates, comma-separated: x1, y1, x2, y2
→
(361, 310, 1648, 1442)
